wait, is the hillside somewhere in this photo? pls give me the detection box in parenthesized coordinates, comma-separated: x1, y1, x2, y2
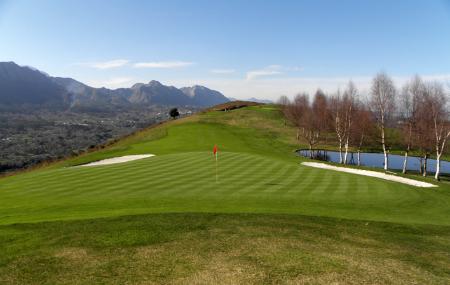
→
(0, 104, 449, 284)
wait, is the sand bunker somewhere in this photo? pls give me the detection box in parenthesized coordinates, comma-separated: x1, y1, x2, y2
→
(302, 162, 437, 188)
(80, 154, 154, 167)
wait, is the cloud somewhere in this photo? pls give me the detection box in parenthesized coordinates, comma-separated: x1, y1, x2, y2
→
(246, 65, 283, 80)
(77, 59, 129, 69)
(418, 74, 450, 82)
(210, 69, 235, 74)
(86, 77, 134, 88)
(133, 61, 194, 68)
(245, 65, 302, 80)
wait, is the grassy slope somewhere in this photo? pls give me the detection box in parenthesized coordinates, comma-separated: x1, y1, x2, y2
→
(1, 105, 450, 284)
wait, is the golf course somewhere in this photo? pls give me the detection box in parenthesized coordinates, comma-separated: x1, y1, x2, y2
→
(1, 104, 450, 284)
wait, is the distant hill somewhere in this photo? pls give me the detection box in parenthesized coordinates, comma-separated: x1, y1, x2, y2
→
(0, 62, 229, 110)
(247, 97, 273, 104)
(228, 97, 273, 104)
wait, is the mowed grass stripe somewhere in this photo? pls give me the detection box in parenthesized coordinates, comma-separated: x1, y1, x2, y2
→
(9, 153, 208, 199)
(131, 154, 222, 196)
(165, 152, 274, 197)
(286, 166, 322, 196)
(275, 165, 311, 194)
(243, 161, 288, 195)
(224, 159, 279, 196)
(259, 161, 291, 193)
(321, 170, 343, 198)
(201, 157, 272, 198)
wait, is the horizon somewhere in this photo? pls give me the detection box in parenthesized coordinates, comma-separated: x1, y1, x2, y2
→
(1, 0, 450, 99)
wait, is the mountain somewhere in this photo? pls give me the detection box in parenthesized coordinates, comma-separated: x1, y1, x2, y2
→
(129, 80, 191, 106)
(0, 61, 68, 107)
(0, 62, 229, 110)
(180, 85, 230, 107)
(52, 77, 132, 110)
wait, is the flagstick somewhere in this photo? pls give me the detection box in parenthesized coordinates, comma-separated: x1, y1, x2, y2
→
(215, 152, 218, 183)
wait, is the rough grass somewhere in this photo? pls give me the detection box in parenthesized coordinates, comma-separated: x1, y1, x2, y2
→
(1, 213, 449, 284)
(0, 105, 449, 284)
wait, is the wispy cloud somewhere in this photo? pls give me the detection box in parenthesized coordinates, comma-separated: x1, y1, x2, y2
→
(86, 77, 134, 88)
(210, 69, 235, 74)
(246, 65, 304, 80)
(133, 61, 194, 68)
(76, 59, 130, 69)
(246, 65, 284, 80)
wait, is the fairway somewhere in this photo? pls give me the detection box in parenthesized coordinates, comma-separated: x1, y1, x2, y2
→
(2, 150, 450, 226)
(1, 105, 450, 284)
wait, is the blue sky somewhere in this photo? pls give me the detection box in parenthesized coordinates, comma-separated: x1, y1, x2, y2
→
(1, 0, 450, 99)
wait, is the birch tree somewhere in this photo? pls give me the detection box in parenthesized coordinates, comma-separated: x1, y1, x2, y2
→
(415, 98, 434, 176)
(370, 72, 396, 171)
(425, 82, 449, 180)
(342, 81, 357, 164)
(350, 100, 376, 166)
(331, 91, 345, 163)
(399, 76, 422, 174)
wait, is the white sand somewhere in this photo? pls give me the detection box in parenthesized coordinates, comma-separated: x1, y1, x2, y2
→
(79, 154, 154, 167)
(301, 162, 437, 188)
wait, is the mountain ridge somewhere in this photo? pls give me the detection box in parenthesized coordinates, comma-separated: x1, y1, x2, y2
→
(0, 62, 229, 110)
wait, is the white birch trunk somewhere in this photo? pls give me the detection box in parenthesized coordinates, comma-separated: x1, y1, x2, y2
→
(344, 138, 349, 165)
(435, 154, 441, 180)
(402, 151, 408, 174)
(384, 151, 389, 171)
(381, 124, 388, 171)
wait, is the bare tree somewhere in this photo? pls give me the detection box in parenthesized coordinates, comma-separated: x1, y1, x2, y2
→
(278, 95, 291, 126)
(425, 82, 450, 180)
(399, 76, 422, 174)
(312, 89, 332, 135)
(342, 81, 357, 164)
(330, 90, 346, 163)
(415, 98, 434, 176)
(285, 91, 329, 157)
(277, 95, 290, 106)
(370, 72, 396, 171)
(287, 93, 309, 142)
(350, 101, 375, 166)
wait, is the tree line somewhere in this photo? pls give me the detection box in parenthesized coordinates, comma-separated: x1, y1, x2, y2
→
(279, 72, 450, 180)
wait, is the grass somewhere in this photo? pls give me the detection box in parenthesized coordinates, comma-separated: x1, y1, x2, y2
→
(1, 213, 449, 284)
(1, 104, 449, 283)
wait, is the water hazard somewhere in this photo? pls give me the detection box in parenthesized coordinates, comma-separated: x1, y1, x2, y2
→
(297, 150, 450, 174)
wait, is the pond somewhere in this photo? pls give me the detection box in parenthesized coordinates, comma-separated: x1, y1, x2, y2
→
(297, 149, 450, 174)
